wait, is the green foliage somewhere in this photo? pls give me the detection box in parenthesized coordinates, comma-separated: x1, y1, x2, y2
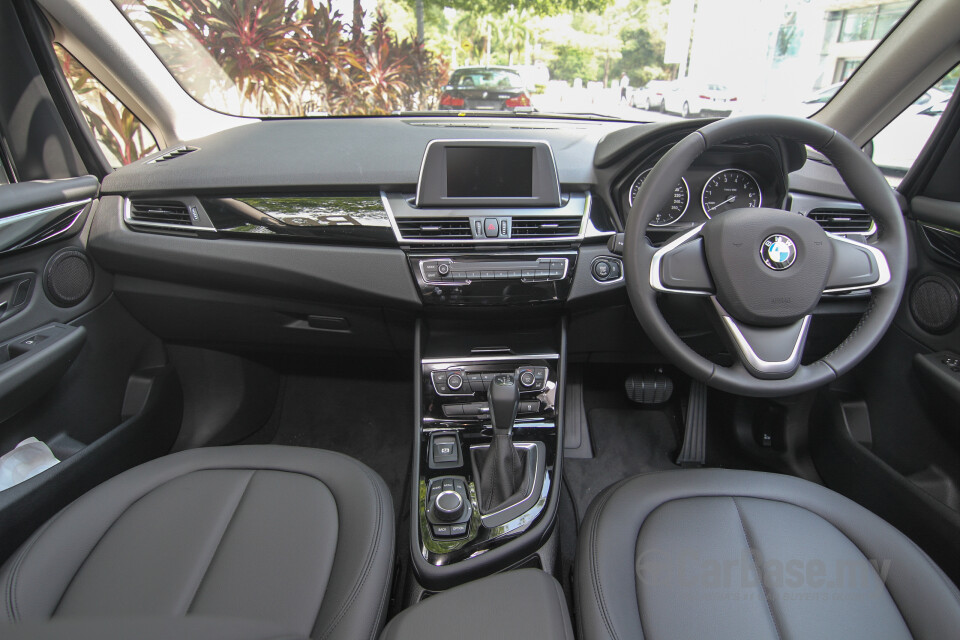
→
(440, 0, 612, 16)
(612, 24, 666, 86)
(549, 44, 600, 82)
(136, 0, 449, 116)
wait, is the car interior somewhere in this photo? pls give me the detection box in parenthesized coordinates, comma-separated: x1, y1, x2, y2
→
(1, 0, 960, 638)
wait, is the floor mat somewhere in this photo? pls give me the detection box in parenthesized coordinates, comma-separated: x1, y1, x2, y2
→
(244, 373, 414, 518)
(563, 408, 679, 523)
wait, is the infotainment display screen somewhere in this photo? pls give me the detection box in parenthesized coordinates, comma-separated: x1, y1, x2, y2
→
(445, 146, 533, 198)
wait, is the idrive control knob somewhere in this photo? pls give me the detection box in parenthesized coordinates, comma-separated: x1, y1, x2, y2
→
(434, 490, 464, 521)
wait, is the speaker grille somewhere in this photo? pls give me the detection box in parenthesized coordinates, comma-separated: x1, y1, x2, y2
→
(910, 274, 959, 334)
(44, 248, 94, 307)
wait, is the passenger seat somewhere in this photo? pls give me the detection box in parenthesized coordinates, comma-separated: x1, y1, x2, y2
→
(0, 445, 394, 640)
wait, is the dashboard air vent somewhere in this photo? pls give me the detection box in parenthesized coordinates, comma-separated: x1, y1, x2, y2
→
(808, 208, 874, 234)
(397, 218, 472, 240)
(129, 200, 192, 225)
(510, 216, 582, 238)
(151, 146, 198, 163)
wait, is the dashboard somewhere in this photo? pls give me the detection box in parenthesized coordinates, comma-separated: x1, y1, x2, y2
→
(85, 116, 867, 358)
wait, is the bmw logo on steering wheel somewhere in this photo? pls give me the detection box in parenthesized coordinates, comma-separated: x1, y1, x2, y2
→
(761, 234, 797, 270)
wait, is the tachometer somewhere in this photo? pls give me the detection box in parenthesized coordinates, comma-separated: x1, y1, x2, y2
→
(701, 169, 761, 217)
(628, 169, 689, 226)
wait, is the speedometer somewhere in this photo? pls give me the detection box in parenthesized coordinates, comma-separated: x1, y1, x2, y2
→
(628, 169, 689, 226)
(701, 169, 761, 217)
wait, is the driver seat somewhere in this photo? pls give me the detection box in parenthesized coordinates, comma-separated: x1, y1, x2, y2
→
(575, 469, 960, 639)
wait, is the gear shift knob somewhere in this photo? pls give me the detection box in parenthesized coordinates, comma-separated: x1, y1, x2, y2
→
(488, 374, 520, 433)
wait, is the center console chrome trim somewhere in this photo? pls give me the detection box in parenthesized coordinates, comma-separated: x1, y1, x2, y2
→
(382, 190, 591, 245)
(422, 353, 559, 364)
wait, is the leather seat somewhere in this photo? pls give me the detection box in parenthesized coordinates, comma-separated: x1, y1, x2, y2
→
(576, 469, 960, 640)
(0, 445, 394, 640)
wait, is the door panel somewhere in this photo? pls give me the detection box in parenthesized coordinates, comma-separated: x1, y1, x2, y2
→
(0, 179, 183, 560)
(814, 91, 960, 584)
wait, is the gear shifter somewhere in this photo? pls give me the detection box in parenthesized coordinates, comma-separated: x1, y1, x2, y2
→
(478, 374, 526, 512)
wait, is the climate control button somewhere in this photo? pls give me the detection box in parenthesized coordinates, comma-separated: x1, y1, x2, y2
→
(447, 373, 464, 390)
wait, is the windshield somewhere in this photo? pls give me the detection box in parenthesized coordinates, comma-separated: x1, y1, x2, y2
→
(117, 0, 916, 120)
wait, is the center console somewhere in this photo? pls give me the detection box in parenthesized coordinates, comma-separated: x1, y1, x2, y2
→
(401, 139, 612, 593)
(411, 319, 564, 590)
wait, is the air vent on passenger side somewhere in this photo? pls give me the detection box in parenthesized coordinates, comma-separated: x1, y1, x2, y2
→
(396, 218, 472, 240)
(510, 216, 582, 238)
(129, 200, 193, 225)
(808, 208, 874, 234)
(150, 146, 198, 163)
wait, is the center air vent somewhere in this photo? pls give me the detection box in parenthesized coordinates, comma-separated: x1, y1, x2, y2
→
(808, 208, 874, 234)
(129, 200, 192, 225)
(510, 216, 582, 238)
(150, 146, 198, 163)
(396, 218, 472, 240)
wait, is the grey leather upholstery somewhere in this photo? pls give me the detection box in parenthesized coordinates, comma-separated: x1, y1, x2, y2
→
(576, 469, 960, 640)
(0, 445, 394, 640)
(380, 569, 574, 640)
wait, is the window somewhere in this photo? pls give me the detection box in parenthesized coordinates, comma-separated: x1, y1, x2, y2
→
(839, 8, 875, 43)
(54, 45, 157, 168)
(871, 64, 959, 181)
(836, 2, 910, 43)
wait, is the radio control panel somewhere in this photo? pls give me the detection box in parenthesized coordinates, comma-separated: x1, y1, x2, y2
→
(410, 252, 576, 305)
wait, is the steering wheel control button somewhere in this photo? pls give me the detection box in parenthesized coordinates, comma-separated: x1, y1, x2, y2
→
(761, 234, 798, 270)
(591, 256, 623, 282)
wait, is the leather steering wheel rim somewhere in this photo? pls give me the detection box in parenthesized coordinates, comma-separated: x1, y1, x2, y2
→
(624, 115, 908, 397)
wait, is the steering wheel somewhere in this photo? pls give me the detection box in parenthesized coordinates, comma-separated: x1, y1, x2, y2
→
(624, 116, 908, 397)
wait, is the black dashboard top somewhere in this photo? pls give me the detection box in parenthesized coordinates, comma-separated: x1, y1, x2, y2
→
(100, 117, 634, 196)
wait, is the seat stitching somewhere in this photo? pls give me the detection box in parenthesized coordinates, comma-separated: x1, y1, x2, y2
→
(49, 473, 193, 617)
(588, 481, 627, 640)
(183, 470, 256, 614)
(552, 575, 575, 640)
(4, 509, 68, 621)
(732, 497, 783, 640)
(315, 460, 388, 640)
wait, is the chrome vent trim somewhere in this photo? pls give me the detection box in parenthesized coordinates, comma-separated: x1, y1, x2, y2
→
(396, 218, 473, 240)
(381, 191, 592, 245)
(510, 216, 582, 238)
(808, 208, 875, 234)
(129, 200, 192, 225)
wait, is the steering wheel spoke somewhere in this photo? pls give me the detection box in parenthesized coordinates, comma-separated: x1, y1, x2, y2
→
(823, 233, 891, 293)
(712, 299, 812, 380)
(650, 225, 715, 295)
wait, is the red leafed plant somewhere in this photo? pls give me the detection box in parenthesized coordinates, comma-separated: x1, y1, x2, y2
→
(55, 45, 157, 166)
(138, 0, 449, 116)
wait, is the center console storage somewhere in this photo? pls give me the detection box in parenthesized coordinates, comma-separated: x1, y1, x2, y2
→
(383, 569, 574, 640)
